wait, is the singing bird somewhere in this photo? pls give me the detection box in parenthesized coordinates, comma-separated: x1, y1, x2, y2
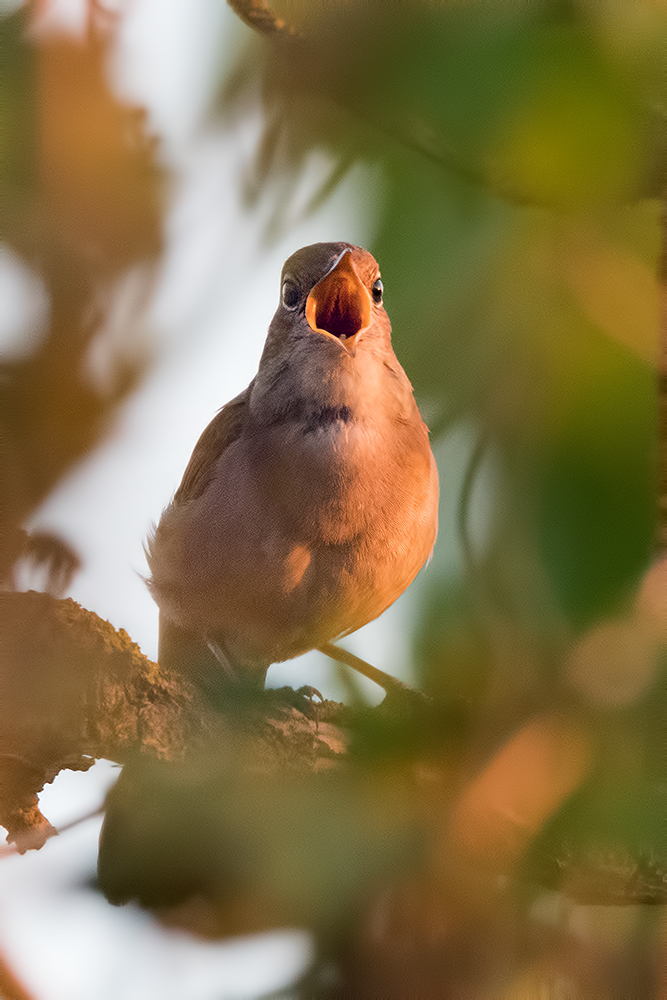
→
(147, 243, 438, 693)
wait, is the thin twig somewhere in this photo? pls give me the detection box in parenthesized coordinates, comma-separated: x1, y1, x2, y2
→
(0, 805, 105, 860)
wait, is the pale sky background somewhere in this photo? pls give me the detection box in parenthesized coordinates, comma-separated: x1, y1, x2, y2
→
(0, 1, 470, 996)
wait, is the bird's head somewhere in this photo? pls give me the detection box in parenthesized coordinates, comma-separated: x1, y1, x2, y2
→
(263, 243, 388, 362)
(280, 242, 385, 357)
(251, 243, 405, 424)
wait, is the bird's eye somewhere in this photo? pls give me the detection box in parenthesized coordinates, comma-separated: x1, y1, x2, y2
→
(372, 278, 383, 305)
(282, 280, 300, 310)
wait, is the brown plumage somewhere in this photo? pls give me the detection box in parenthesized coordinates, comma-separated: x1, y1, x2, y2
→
(147, 243, 438, 689)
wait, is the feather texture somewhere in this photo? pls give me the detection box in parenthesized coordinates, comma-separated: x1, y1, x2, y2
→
(147, 243, 438, 686)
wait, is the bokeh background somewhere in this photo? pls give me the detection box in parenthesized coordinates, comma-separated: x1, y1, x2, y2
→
(2, 0, 667, 996)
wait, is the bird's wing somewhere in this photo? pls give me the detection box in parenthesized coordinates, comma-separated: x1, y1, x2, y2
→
(173, 385, 251, 505)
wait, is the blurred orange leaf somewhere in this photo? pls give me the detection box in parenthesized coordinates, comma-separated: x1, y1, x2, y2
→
(450, 714, 592, 867)
(36, 22, 160, 267)
(565, 233, 659, 366)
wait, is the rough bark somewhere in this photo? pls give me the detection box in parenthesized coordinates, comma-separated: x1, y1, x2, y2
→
(0, 590, 346, 852)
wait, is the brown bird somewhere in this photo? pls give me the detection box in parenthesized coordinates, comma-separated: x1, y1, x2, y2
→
(147, 242, 438, 694)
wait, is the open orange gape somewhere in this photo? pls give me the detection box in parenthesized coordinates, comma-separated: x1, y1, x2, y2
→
(305, 250, 371, 353)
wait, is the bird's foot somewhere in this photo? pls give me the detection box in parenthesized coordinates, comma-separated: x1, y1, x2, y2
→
(378, 683, 432, 719)
(267, 684, 325, 722)
(319, 641, 431, 714)
(296, 684, 324, 704)
(296, 685, 325, 725)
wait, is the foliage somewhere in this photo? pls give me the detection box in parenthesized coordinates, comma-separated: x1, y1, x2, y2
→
(3, 0, 667, 997)
(0, 3, 162, 588)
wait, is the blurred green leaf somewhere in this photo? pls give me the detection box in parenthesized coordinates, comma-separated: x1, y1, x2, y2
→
(99, 753, 422, 932)
(536, 333, 654, 627)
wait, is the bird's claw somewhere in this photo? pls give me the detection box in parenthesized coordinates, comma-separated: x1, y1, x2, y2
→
(287, 684, 325, 724)
(296, 684, 324, 704)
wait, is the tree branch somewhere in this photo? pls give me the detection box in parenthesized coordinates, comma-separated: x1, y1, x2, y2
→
(5, 590, 667, 914)
(0, 591, 347, 851)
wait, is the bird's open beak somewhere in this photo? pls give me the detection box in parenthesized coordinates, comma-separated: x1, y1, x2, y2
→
(305, 250, 371, 355)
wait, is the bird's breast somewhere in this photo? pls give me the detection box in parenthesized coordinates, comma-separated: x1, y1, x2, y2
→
(247, 403, 433, 549)
(149, 400, 437, 663)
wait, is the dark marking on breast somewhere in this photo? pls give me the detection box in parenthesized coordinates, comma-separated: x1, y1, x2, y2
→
(267, 397, 308, 427)
(266, 399, 355, 433)
(303, 405, 354, 434)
